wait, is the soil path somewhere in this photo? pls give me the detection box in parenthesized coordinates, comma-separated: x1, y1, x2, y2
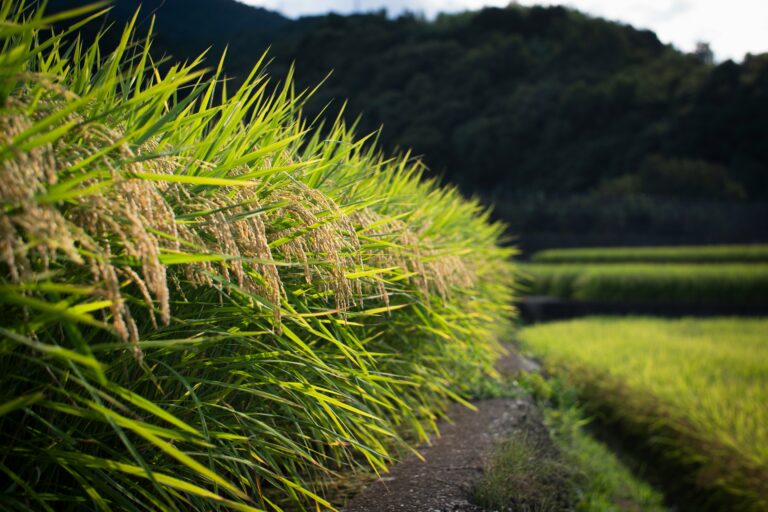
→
(343, 350, 545, 512)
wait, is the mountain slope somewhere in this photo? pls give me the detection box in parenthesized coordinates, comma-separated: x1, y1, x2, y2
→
(50, 0, 292, 60)
(273, 7, 767, 201)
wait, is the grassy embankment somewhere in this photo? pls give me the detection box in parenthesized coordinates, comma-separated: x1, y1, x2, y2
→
(532, 244, 768, 264)
(519, 317, 768, 511)
(520, 263, 768, 304)
(524, 244, 768, 303)
(0, 3, 516, 511)
(474, 373, 666, 512)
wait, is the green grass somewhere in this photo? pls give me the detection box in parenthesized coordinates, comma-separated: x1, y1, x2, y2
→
(560, 422, 666, 512)
(0, 3, 516, 511)
(472, 430, 575, 512)
(519, 317, 768, 511)
(474, 371, 667, 512)
(520, 263, 768, 304)
(518, 373, 667, 512)
(531, 245, 768, 264)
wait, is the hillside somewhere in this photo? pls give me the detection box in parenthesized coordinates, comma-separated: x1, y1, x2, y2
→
(50, 0, 292, 59)
(276, 8, 767, 200)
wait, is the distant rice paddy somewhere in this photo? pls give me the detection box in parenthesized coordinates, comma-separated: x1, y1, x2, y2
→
(519, 317, 768, 510)
(520, 263, 768, 304)
(532, 244, 768, 263)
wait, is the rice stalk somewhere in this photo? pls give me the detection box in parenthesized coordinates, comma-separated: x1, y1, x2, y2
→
(0, 2, 517, 511)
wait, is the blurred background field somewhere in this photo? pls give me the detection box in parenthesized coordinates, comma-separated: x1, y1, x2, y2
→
(531, 244, 768, 264)
(521, 262, 768, 304)
(515, 242, 768, 511)
(519, 317, 768, 511)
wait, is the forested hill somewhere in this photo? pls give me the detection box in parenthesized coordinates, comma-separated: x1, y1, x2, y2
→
(51, 0, 768, 204)
(50, 0, 294, 67)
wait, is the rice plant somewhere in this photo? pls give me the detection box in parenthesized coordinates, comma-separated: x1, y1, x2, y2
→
(0, 2, 517, 510)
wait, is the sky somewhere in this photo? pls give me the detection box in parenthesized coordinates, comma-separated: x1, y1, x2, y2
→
(242, 0, 768, 62)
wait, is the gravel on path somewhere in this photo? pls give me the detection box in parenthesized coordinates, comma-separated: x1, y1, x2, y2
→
(343, 351, 549, 512)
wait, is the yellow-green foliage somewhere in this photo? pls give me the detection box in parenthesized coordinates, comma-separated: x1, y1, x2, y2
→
(0, 3, 516, 511)
(532, 244, 768, 263)
(519, 317, 768, 510)
(521, 263, 768, 303)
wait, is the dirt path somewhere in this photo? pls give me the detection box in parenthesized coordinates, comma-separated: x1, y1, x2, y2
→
(343, 351, 546, 512)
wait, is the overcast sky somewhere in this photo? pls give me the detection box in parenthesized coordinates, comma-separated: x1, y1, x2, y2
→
(242, 0, 768, 61)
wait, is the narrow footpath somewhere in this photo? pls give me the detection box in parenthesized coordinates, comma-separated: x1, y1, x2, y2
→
(344, 352, 546, 512)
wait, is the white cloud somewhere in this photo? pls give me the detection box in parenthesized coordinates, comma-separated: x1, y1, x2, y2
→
(242, 0, 768, 61)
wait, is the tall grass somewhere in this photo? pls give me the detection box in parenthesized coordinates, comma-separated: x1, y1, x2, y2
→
(0, 2, 516, 511)
(519, 317, 768, 511)
(516, 373, 666, 512)
(532, 245, 768, 264)
(520, 263, 768, 304)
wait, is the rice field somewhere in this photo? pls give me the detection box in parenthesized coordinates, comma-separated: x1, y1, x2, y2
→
(531, 244, 768, 263)
(520, 263, 768, 304)
(519, 317, 768, 511)
(0, 3, 516, 511)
